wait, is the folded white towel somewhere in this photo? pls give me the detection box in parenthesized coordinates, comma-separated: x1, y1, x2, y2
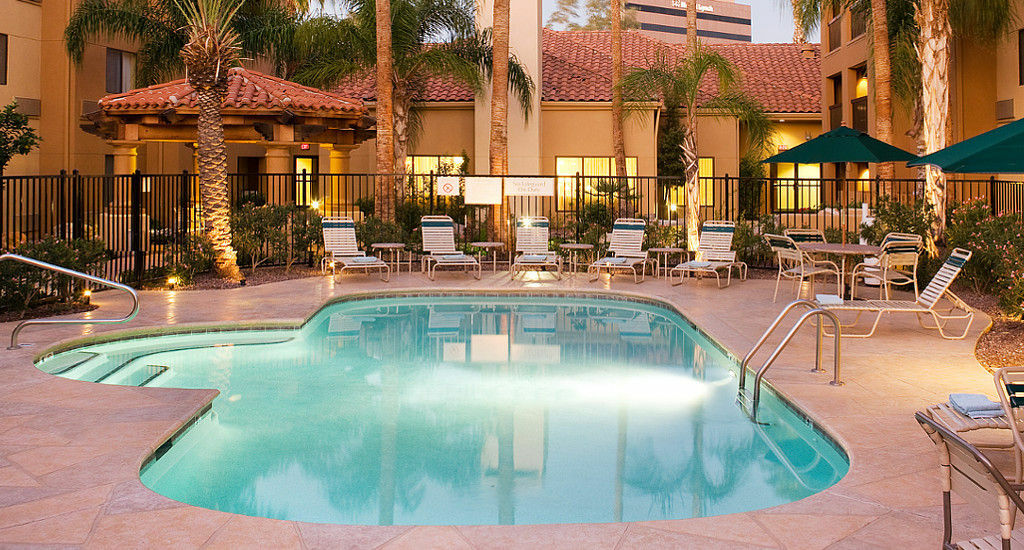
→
(348, 256, 380, 263)
(949, 393, 1004, 418)
(438, 254, 468, 261)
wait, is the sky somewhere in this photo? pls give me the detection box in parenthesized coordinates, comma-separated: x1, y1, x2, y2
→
(541, 0, 821, 44)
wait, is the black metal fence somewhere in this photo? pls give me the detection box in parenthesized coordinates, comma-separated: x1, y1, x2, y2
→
(2, 170, 1022, 281)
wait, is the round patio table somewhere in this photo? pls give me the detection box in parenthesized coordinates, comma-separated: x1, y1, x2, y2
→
(559, 243, 594, 275)
(371, 243, 409, 274)
(648, 247, 687, 279)
(470, 241, 506, 271)
(798, 242, 881, 299)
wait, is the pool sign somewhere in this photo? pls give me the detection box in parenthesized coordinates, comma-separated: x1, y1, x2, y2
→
(436, 176, 460, 196)
(464, 177, 503, 204)
(505, 176, 554, 197)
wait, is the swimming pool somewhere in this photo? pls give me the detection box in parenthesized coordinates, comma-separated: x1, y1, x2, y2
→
(37, 293, 847, 526)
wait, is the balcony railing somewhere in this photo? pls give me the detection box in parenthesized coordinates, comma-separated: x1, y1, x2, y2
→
(829, 104, 843, 130)
(828, 19, 842, 51)
(850, 10, 867, 39)
(851, 97, 868, 132)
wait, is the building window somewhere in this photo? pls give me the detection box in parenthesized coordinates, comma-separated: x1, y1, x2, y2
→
(1019, 29, 1024, 86)
(555, 156, 637, 210)
(851, 67, 869, 132)
(405, 155, 467, 196)
(105, 48, 136, 94)
(0, 33, 8, 86)
(772, 163, 822, 211)
(827, 16, 842, 52)
(829, 75, 842, 129)
(667, 157, 715, 209)
(850, 8, 867, 39)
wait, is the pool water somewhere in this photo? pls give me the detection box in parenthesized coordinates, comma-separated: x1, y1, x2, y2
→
(37, 295, 847, 526)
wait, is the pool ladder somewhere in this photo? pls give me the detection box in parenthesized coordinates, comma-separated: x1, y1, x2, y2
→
(0, 253, 139, 349)
(737, 299, 843, 422)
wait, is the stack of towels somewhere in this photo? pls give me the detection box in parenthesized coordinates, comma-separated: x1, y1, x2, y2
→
(949, 393, 1005, 418)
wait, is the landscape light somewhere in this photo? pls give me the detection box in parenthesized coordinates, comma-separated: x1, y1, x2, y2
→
(167, 276, 180, 287)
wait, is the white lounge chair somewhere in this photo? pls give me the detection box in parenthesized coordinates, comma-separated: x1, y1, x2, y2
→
(670, 220, 747, 288)
(588, 218, 650, 284)
(511, 216, 562, 279)
(420, 215, 481, 280)
(816, 248, 974, 339)
(321, 216, 390, 281)
(765, 234, 841, 302)
(850, 233, 923, 299)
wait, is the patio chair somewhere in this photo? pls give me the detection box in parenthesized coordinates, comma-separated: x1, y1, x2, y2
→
(850, 236, 922, 300)
(420, 215, 481, 280)
(915, 411, 1024, 550)
(765, 234, 841, 302)
(511, 216, 562, 279)
(816, 248, 974, 339)
(669, 220, 747, 288)
(588, 218, 650, 284)
(783, 228, 827, 244)
(320, 216, 390, 281)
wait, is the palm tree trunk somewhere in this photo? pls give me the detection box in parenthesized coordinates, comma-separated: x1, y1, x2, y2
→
(393, 85, 411, 203)
(792, 3, 806, 43)
(489, 0, 511, 242)
(871, 0, 895, 185)
(375, 0, 396, 223)
(196, 85, 241, 281)
(687, 0, 698, 49)
(683, 114, 700, 252)
(917, 0, 950, 249)
(611, 0, 626, 179)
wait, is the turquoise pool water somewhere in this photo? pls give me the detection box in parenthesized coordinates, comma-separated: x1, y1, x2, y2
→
(37, 294, 847, 526)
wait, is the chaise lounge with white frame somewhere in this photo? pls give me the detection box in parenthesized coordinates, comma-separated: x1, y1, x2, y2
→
(511, 216, 562, 279)
(420, 215, 481, 280)
(816, 248, 974, 339)
(588, 218, 650, 284)
(320, 216, 390, 281)
(669, 220, 747, 288)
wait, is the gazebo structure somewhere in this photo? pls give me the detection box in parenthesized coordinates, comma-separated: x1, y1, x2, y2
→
(81, 67, 374, 179)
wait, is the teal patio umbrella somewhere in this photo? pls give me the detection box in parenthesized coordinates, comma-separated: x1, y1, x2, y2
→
(908, 117, 1024, 173)
(762, 126, 918, 165)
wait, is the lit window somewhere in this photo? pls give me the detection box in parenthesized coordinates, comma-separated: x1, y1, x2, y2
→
(667, 157, 715, 209)
(555, 156, 637, 210)
(105, 48, 136, 94)
(773, 163, 822, 211)
(405, 155, 466, 195)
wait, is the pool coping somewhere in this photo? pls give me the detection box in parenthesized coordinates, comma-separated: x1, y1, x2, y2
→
(0, 276, 998, 548)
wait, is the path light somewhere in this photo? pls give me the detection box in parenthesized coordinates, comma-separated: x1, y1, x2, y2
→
(167, 276, 180, 289)
(82, 289, 92, 304)
(310, 200, 321, 211)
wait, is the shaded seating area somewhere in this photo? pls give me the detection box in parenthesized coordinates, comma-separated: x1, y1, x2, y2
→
(849, 233, 923, 300)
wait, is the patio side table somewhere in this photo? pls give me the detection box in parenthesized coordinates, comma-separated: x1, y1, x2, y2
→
(648, 247, 687, 279)
(559, 243, 594, 275)
(371, 243, 409, 274)
(470, 241, 506, 271)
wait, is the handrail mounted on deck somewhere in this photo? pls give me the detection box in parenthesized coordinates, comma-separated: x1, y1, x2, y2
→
(0, 253, 139, 349)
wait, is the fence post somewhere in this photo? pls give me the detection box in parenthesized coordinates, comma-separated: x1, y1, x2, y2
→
(724, 173, 731, 221)
(429, 170, 436, 214)
(57, 170, 67, 240)
(990, 176, 997, 215)
(575, 171, 582, 242)
(179, 170, 190, 238)
(130, 170, 144, 283)
(71, 170, 84, 240)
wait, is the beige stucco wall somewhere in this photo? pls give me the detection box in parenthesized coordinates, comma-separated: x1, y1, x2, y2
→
(0, 0, 43, 175)
(349, 103, 477, 174)
(540, 103, 658, 176)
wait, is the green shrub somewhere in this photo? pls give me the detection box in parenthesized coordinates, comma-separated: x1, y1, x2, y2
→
(0, 237, 108, 312)
(945, 201, 1024, 317)
(288, 208, 323, 271)
(354, 196, 375, 216)
(231, 204, 292, 272)
(356, 217, 407, 248)
(734, 215, 786, 266)
(644, 223, 685, 249)
(860, 196, 935, 245)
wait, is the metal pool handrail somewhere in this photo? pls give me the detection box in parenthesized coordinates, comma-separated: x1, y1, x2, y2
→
(738, 299, 818, 394)
(1, 253, 140, 349)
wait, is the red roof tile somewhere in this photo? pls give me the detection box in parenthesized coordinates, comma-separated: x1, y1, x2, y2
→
(336, 29, 820, 114)
(98, 67, 367, 116)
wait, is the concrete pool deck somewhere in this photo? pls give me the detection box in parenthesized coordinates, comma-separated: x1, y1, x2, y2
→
(0, 271, 1002, 548)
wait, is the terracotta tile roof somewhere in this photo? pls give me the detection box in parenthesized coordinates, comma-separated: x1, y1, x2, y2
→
(336, 29, 820, 114)
(98, 67, 367, 116)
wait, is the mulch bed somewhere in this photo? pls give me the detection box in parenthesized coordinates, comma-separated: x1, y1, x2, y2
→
(0, 302, 98, 324)
(181, 265, 324, 290)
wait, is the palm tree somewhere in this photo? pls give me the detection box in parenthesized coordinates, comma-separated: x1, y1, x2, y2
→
(176, 0, 245, 279)
(294, 0, 534, 221)
(375, 0, 396, 222)
(611, 0, 626, 179)
(622, 47, 773, 251)
(489, 0, 511, 241)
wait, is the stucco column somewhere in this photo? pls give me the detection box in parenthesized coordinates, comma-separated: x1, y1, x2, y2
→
(110, 142, 139, 174)
(264, 144, 291, 174)
(264, 144, 292, 204)
(328, 145, 353, 174)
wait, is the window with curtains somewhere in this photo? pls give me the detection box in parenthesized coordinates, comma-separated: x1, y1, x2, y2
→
(105, 48, 136, 93)
(666, 157, 715, 210)
(404, 155, 467, 195)
(555, 156, 637, 210)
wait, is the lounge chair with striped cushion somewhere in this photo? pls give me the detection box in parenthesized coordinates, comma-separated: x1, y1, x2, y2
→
(915, 411, 1024, 550)
(765, 234, 841, 302)
(511, 216, 562, 279)
(816, 248, 974, 339)
(321, 216, 390, 281)
(420, 215, 481, 280)
(670, 220, 747, 288)
(588, 218, 650, 284)
(850, 234, 923, 299)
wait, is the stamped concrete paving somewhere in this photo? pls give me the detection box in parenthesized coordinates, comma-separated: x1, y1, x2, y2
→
(0, 271, 1003, 548)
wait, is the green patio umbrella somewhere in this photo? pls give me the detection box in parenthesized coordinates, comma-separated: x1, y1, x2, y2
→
(761, 126, 918, 165)
(908, 117, 1024, 173)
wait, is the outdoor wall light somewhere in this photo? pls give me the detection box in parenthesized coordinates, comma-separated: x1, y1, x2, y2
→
(167, 276, 180, 288)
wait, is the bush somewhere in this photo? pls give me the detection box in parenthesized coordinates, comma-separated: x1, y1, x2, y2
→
(860, 196, 936, 245)
(0, 237, 109, 312)
(288, 208, 323, 271)
(356, 217, 407, 249)
(734, 215, 786, 266)
(945, 200, 1024, 317)
(231, 204, 292, 272)
(644, 223, 685, 249)
(354, 196, 374, 216)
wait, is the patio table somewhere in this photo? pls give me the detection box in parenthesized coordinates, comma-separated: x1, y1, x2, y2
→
(798, 242, 881, 299)
(648, 247, 687, 279)
(470, 241, 506, 271)
(558, 243, 593, 275)
(371, 243, 411, 274)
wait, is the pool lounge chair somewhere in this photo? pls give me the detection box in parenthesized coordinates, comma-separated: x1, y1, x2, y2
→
(915, 411, 1024, 550)
(321, 216, 390, 281)
(670, 220, 748, 288)
(588, 218, 650, 284)
(420, 215, 481, 280)
(816, 248, 974, 339)
(511, 216, 562, 279)
(765, 234, 841, 302)
(850, 235, 922, 300)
